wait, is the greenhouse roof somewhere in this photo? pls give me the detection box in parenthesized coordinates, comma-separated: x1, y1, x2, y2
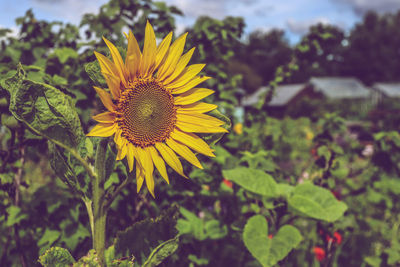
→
(268, 84, 306, 106)
(373, 83, 400, 97)
(241, 86, 269, 107)
(310, 77, 371, 99)
(241, 84, 306, 107)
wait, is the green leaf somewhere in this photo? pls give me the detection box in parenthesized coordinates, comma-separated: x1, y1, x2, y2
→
(222, 167, 277, 197)
(1, 64, 84, 148)
(204, 220, 228, 239)
(114, 205, 179, 265)
(143, 236, 179, 267)
(84, 60, 106, 87)
(74, 249, 99, 267)
(288, 182, 347, 222)
(243, 215, 302, 267)
(38, 229, 61, 248)
(0, 173, 14, 185)
(276, 183, 294, 199)
(177, 207, 227, 241)
(105, 173, 120, 190)
(38, 247, 75, 267)
(52, 47, 78, 64)
(317, 146, 331, 161)
(6, 205, 27, 227)
(48, 143, 84, 197)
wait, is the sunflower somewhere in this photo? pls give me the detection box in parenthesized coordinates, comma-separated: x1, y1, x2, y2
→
(87, 22, 227, 197)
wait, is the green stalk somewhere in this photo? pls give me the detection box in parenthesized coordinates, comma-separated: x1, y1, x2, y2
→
(93, 138, 108, 266)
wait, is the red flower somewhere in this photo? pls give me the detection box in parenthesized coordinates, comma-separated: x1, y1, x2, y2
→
(223, 179, 233, 188)
(313, 247, 326, 261)
(326, 232, 342, 245)
(333, 232, 342, 245)
(268, 234, 273, 239)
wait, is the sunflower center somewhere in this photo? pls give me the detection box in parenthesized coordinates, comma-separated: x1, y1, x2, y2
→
(117, 79, 176, 147)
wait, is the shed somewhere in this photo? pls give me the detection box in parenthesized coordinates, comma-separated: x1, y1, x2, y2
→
(241, 84, 306, 107)
(309, 77, 371, 100)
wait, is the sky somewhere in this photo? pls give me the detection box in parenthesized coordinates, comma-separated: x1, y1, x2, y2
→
(1, 0, 400, 44)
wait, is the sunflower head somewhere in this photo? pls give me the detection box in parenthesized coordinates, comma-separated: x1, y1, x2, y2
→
(87, 21, 228, 197)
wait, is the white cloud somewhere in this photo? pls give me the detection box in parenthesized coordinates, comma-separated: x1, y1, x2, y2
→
(286, 17, 330, 35)
(0, 25, 19, 38)
(168, 0, 227, 19)
(333, 0, 400, 15)
(174, 22, 187, 35)
(32, 0, 108, 24)
(166, 0, 271, 19)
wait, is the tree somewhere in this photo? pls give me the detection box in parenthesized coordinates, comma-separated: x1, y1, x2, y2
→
(343, 11, 400, 85)
(289, 23, 346, 83)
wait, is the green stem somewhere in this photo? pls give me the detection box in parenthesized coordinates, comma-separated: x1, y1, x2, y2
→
(93, 138, 108, 266)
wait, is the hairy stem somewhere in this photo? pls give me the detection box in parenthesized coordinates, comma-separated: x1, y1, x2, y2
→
(93, 138, 108, 266)
(14, 145, 27, 267)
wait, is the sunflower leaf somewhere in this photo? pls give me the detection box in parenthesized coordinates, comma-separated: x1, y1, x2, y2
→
(143, 236, 179, 267)
(48, 142, 86, 198)
(84, 60, 107, 87)
(114, 205, 179, 265)
(38, 247, 75, 267)
(1, 63, 84, 149)
(201, 109, 231, 145)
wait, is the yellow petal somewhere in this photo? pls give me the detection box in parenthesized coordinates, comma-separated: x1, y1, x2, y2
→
(136, 165, 145, 193)
(170, 130, 215, 157)
(166, 138, 202, 169)
(155, 142, 188, 178)
(116, 140, 127, 161)
(157, 33, 188, 80)
(87, 123, 117, 137)
(148, 146, 169, 184)
(171, 76, 211, 94)
(177, 112, 224, 126)
(174, 88, 214, 105)
(93, 86, 116, 112)
(177, 102, 217, 114)
(114, 129, 122, 146)
(176, 121, 228, 133)
(140, 21, 157, 77)
(137, 146, 155, 198)
(102, 72, 120, 99)
(92, 111, 115, 123)
(102, 37, 127, 87)
(163, 47, 195, 84)
(94, 51, 119, 78)
(165, 64, 206, 89)
(127, 143, 135, 172)
(125, 30, 142, 80)
(153, 32, 173, 72)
